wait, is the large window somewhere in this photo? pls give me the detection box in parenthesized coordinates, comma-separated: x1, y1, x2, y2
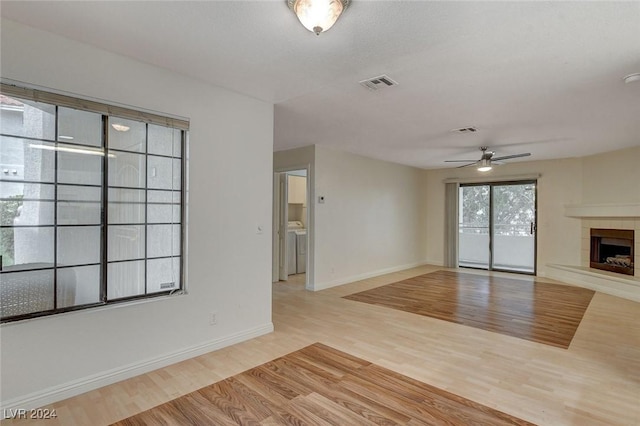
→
(0, 84, 187, 322)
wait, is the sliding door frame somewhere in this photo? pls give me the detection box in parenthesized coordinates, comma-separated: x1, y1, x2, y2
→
(459, 179, 538, 275)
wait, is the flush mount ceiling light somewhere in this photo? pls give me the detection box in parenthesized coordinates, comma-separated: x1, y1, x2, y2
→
(111, 123, 130, 132)
(287, 0, 350, 35)
(623, 73, 640, 84)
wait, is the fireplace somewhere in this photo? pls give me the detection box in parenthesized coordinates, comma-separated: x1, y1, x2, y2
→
(590, 228, 635, 276)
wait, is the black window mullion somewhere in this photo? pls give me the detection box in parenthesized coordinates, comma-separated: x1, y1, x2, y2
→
(144, 124, 149, 295)
(180, 130, 186, 292)
(101, 115, 109, 303)
(53, 105, 59, 310)
(0, 133, 56, 145)
(108, 147, 178, 159)
(2, 224, 101, 228)
(0, 178, 54, 185)
(0, 133, 104, 150)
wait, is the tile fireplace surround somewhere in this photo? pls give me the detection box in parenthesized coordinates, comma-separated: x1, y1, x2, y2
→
(547, 203, 640, 302)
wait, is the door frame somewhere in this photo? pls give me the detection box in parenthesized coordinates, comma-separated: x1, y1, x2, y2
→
(272, 165, 311, 288)
(459, 179, 538, 275)
(274, 173, 289, 281)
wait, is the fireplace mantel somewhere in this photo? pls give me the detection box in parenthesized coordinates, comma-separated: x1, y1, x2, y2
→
(565, 203, 640, 218)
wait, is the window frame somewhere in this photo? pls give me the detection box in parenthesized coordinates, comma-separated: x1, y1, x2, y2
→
(0, 83, 188, 323)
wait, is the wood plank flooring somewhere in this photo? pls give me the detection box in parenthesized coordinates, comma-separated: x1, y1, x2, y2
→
(4, 265, 640, 425)
(113, 342, 533, 426)
(344, 270, 595, 348)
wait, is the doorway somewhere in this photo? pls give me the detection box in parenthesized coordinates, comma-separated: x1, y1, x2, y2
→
(458, 181, 537, 274)
(272, 169, 309, 286)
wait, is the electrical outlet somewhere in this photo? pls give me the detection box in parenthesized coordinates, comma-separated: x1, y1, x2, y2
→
(209, 312, 217, 326)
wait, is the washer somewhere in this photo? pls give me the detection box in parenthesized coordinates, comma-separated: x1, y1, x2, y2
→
(287, 230, 297, 275)
(287, 221, 304, 275)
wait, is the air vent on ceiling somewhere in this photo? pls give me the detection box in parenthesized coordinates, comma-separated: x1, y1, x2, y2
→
(451, 126, 478, 133)
(359, 75, 398, 91)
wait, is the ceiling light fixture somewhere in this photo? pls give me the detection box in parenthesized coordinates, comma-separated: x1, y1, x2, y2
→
(288, 0, 350, 35)
(477, 159, 492, 172)
(111, 123, 130, 132)
(623, 73, 640, 84)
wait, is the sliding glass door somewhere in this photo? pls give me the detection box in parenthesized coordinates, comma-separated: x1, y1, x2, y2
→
(459, 181, 536, 274)
(492, 183, 536, 272)
(458, 185, 490, 269)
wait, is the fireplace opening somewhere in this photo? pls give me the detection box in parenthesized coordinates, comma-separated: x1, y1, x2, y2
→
(590, 228, 634, 276)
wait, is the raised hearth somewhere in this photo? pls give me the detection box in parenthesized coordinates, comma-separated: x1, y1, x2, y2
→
(546, 264, 640, 302)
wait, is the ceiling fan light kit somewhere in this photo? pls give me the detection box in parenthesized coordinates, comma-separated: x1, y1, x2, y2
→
(288, 0, 350, 35)
(477, 159, 492, 172)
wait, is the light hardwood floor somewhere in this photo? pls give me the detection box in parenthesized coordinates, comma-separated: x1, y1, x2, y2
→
(344, 270, 595, 348)
(5, 265, 640, 425)
(114, 343, 534, 425)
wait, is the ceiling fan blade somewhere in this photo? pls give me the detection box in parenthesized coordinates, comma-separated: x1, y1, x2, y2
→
(456, 162, 478, 168)
(444, 159, 478, 162)
(492, 153, 531, 161)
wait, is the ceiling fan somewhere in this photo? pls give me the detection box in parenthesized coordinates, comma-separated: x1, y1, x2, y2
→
(444, 146, 531, 172)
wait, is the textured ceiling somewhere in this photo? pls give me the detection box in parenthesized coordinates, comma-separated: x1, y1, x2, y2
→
(2, 1, 639, 169)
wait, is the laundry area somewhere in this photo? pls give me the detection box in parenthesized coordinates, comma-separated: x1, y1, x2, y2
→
(286, 172, 307, 276)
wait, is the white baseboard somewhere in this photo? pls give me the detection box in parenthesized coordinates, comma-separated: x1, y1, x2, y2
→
(0, 322, 274, 412)
(313, 260, 430, 291)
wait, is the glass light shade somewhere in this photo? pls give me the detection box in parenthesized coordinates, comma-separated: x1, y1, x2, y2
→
(292, 0, 346, 35)
(477, 159, 492, 172)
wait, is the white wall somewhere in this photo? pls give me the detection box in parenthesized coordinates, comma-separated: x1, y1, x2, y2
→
(313, 146, 427, 289)
(579, 146, 640, 278)
(1, 19, 274, 408)
(425, 157, 584, 277)
(581, 146, 640, 204)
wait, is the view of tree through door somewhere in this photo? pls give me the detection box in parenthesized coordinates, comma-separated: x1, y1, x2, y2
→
(459, 181, 536, 274)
